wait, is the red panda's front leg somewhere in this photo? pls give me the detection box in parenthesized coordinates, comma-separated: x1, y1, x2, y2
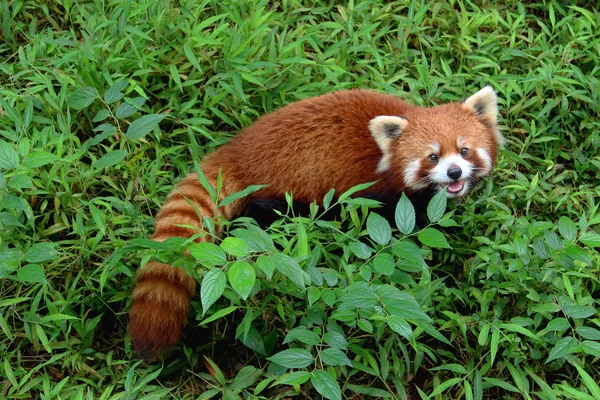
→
(129, 163, 246, 356)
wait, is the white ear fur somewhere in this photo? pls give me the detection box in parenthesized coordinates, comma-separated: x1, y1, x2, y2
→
(369, 116, 408, 172)
(463, 86, 504, 146)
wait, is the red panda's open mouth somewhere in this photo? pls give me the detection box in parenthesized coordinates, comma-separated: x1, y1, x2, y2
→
(446, 180, 465, 194)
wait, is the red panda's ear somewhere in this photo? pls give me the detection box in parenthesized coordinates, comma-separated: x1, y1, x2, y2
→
(463, 86, 498, 124)
(369, 116, 408, 172)
(463, 86, 504, 146)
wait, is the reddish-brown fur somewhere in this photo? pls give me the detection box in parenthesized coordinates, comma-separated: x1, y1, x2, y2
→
(129, 89, 499, 355)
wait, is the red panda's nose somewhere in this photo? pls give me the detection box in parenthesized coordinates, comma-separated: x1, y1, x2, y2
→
(447, 167, 462, 180)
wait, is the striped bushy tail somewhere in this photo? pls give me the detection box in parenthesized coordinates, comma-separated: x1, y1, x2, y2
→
(129, 164, 245, 356)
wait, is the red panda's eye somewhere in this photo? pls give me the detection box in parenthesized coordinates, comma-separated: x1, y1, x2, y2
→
(428, 154, 439, 163)
(461, 148, 470, 157)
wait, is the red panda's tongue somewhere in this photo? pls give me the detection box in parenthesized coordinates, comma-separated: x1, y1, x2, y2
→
(447, 180, 465, 193)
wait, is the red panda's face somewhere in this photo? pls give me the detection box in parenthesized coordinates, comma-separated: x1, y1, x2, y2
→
(369, 86, 503, 198)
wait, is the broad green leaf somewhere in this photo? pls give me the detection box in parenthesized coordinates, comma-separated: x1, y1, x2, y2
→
(220, 237, 249, 257)
(323, 330, 348, 350)
(386, 315, 413, 339)
(275, 371, 311, 385)
(227, 261, 255, 300)
(256, 255, 275, 279)
(558, 216, 577, 242)
(348, 241, 372, 259)
(319, 348, 351, 367)
(418, 228, 452, 249)
(345, 384, 392, 398)
(271, 253, 307, 290)
(366, 212, 391, 245)
(546, 336, 577, 363)
(375, 285, 430, 320)
(395, 193, 415, 235)
(0, 140, 19, 169)
(115, 97, 146, 119)
(104, 81, 128, 104)
(93, 109, 111, 122)
(340, 282, 378, 308)
(311, 370, 341, 400)
(200, 269, 226, 314)
(576, 326, 600, 340)
(24, 242, 59, 263)
(22, 151, 61, 169)
(126, 114, 167, 140)
(189, 242, 227, 266)
(67, 86, 96, 110)
(372, 252, 395, 275)
(427, 189, 447, 223)
(581, 340, 600, 357)
(94, 150, 127, 169)
(579, 232, 600, 248)
(229, 366, 261, 391)
(17, 264, 47, 284)
(283, 328, 320, 346)
(267, 348, 313, 369)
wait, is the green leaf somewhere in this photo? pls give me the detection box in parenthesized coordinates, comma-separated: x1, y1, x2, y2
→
(418, 228, 451, 249)
(386, 315, 413, 339)
(271, 253, 307, 290)
(104, 81, 128, 104)
(24, 242, 59, 263)
(375, 285, 430, 320)
(340, 282, 378, 308)
(323, 330, 348, 350)
(576, 326, 600, 340)
(220, 237, 249, 257)
(275, 371, 312, 385)
(199, 305, 238, 325)
(563, 304, 597, 319)
(94, 150, 127, 169)
(283, 327, 321, 346)
(219, 184, 267, 208)
(115, 97, 146, 119)
(0, 140, 19, 169)
(126, 114, 167, 140)
(229, 366, 261, 391)
(348, 241, 372, 259)
(427, 189, 447, 223)
(200, 269, 226, 315)
(227, 261, 255, 300)
(581, 340, 600, 357)
(366, 212, 391, 245)
(337, 181, 376, 203)
(558, 216, 577, 242)
(320, 348, 351, 367)
(395, 193, 416, 235)
(580, 232, 600, 248)
(189, 242, 227, 266)
(311, 370, 341, 400)
(67, 86, 96, 110)
(574, 362, 600, 399)
(545, 230, 563, 250)
(17, 264, 47, 284)
(372, 252, 395, 275)
(546, 336, 577, 363)
(256, 255, 275, 280)
(267, 348, 314, 369)
(345, 384, 392, 398)
(93, 109, 111, 122)
(22, 151, 61, 169)
(323, 188, 335, 209)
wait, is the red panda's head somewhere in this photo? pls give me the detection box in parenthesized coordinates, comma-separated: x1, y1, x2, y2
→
(369, 86, 503, 198)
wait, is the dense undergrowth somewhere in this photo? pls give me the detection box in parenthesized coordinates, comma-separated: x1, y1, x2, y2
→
(1, 0, 599, 398)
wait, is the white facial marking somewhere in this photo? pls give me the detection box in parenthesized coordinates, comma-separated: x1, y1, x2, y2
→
(430, 154, 473, 184)
(476, 148, 492, 173)
(403, 159, 427, 189)
(377, 155, 391, 173)
(430, 142, 440, 154)
(457, 137, 465, 148)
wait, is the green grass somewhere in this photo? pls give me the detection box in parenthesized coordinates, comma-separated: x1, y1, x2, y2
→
(1, 0, 600, 398)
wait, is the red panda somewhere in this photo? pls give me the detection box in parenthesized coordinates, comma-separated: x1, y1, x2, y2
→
(129, 87, 503, 355)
